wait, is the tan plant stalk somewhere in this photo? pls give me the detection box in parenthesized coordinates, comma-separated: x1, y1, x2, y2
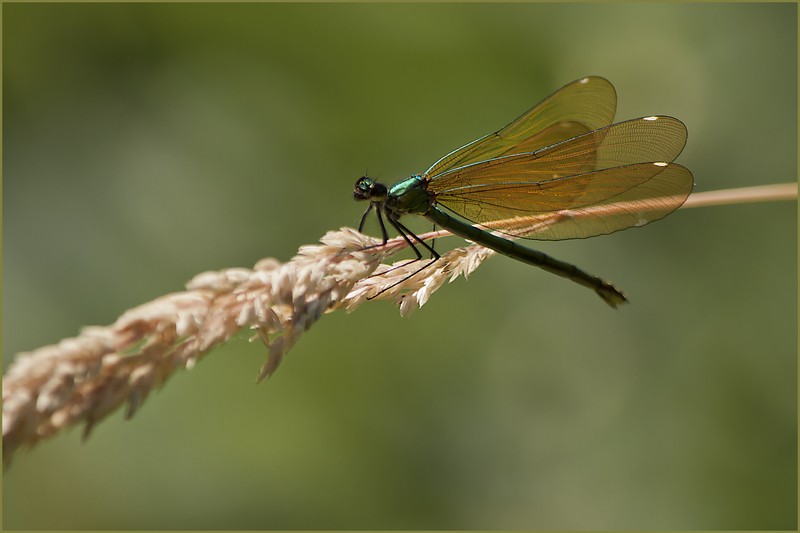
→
(1, 228, 493, 466)
(2, 183, 796, 467)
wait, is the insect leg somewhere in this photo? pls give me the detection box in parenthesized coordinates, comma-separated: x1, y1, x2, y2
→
(358, 204, 373, 233)
(392, 218, 440, 260)
(374, 207, 390, 244)
(386, 216, 424, 260)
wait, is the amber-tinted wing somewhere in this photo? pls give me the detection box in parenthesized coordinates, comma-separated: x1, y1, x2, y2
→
(425, 76, 617, 178)
(429, 116, 692, 240)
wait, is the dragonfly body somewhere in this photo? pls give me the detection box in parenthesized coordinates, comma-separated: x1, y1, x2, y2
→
(355, 173, 627, 306)
(353, 77, 693, 306)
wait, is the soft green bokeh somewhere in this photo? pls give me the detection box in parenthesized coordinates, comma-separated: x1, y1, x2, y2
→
(3, 3, 796, 530)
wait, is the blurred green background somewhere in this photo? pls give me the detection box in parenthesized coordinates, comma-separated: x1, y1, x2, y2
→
(2, 3, 796, 530)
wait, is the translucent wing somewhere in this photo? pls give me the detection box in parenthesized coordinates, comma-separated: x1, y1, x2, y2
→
(425, 76, 617, 178)
(430, 116, 686, 191)
(436, 163, 693, 240)
(429, 116, 692, 240)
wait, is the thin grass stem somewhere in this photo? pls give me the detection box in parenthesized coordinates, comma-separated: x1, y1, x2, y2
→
(2, 183, 795, 467)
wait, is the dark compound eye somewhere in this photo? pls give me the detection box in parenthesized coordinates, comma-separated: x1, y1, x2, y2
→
(354, 176, 375, 200)
(356, 176, 373, 190)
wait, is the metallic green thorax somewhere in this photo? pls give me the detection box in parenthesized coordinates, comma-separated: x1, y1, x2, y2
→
(386, 174, 432, 216)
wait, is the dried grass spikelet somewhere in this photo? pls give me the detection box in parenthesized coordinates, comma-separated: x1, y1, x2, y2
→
(2, 227, 493, 467)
